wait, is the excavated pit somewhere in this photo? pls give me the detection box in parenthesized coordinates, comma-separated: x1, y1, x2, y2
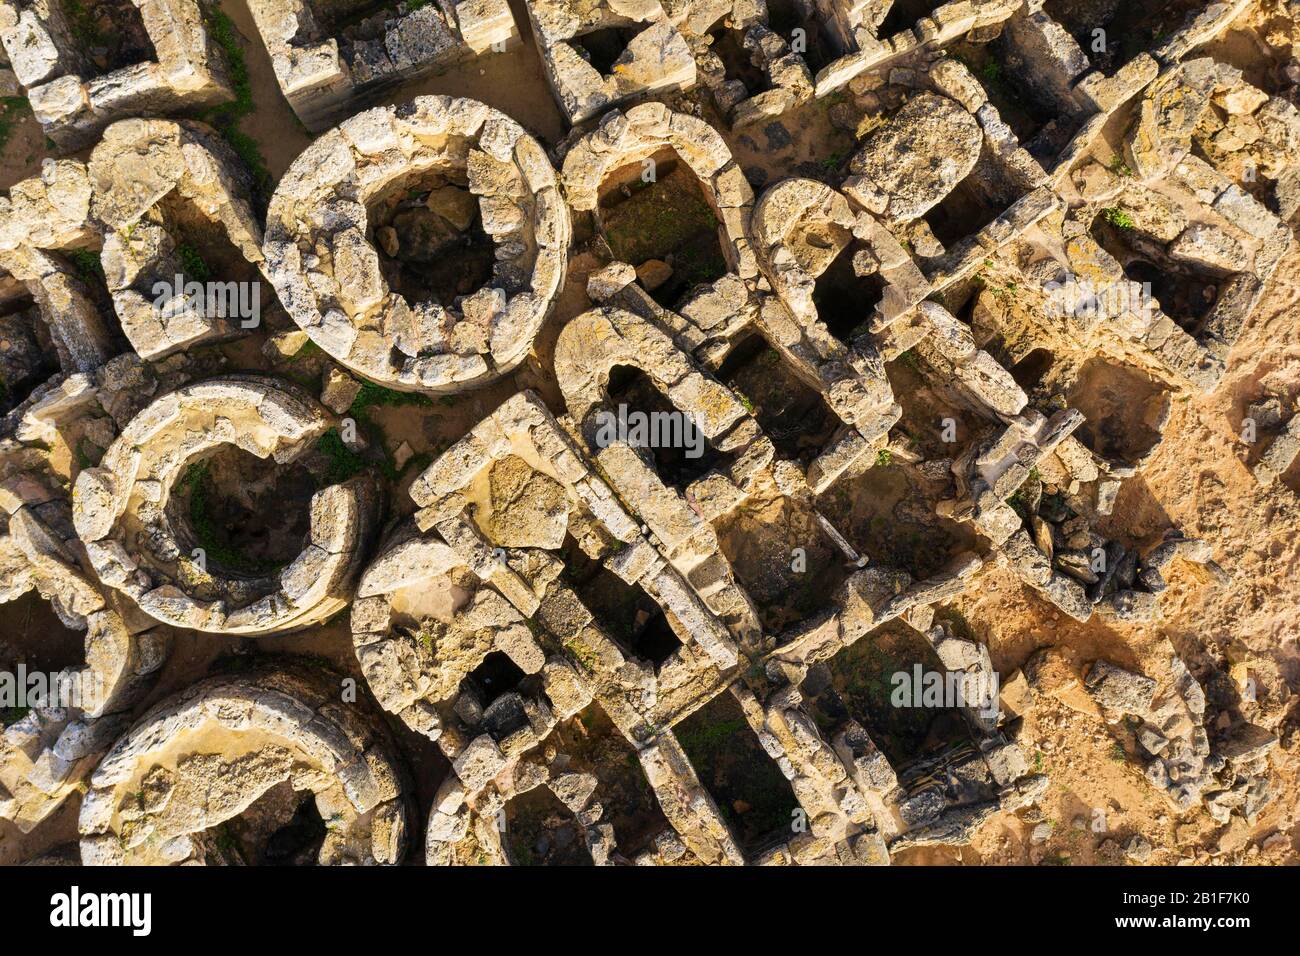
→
(206, 781, 329, 866)
(59, 0, 158, 78)
(806, 621, 974, 767)
(167, 447, 315, 578)
(598, 150, 729, 308)
(673, 693, 801, 857)
(817, 458, 978, 580)
(604, 363, 735, 490)
(505, 786, 595, 866)
(560, 535, 684, 672)
(1043, 0, 1206, 74)
(876, 0, 944, 39)
(714, 477, 848, 634)
(813, 242, 886, 346)
(0, 296, 59, 413)
(1067, 358, 1171, 463)
(1090, 215, 1220, 336)
(368, 170, 497, 309)
(715, 334, 840, 464)
(572, 26, 640, 75)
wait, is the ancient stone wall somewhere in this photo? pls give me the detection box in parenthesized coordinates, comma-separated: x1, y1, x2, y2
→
(2, 0, 1293, 867)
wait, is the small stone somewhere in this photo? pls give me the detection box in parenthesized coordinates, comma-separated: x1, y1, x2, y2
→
(426, 185, 478, 231)
(635, 259, 673, 291)
(320, 368, 362, 415)
(1124, 834, 1153, 863)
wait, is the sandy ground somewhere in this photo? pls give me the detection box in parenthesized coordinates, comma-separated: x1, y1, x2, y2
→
(918, 246, 1300, 867)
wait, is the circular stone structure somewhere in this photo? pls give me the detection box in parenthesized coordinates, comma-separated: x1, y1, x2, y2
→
(78, 670, 410, 865)
(72, 375, 377, 635)
(262, 96, 571, 394)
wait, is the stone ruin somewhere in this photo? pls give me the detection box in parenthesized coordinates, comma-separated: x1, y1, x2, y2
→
(264, 96, 572, 394)
(74, 375, 378, 634)
(1078, 655, 1276, 824)
(521, 0, 1031, 128)
(0, 437, 171, 832)
(368, 285, 1051, 863)
(0, 115, 266, 371)
(1246, 394, 1300, 488)
(523, 0, 698, 125)
(245, 0, 519, 130)
(79, 669, 410, 864)
(0, 0, 233, 147)
(0, 159, 119, 382)
(91, 119, 266, 361)
(3, 1, 1299, 866)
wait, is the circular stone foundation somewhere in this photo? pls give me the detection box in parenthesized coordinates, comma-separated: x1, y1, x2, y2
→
(78, 670, 410, 865)
(72, 375, 378, 635)
(262, 96, 571, 394)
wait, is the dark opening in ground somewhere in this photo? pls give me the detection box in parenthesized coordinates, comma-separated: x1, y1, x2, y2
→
(369, 171, 496, 308)
(1067, 357, 1169, 463)
(710, 28, 768, 92)
(463, 653, 538, 742)
(170, 447, 315, 576)
(876, 0, 944, 40)
(546, 704, 668, 858)
(1009, 347, 1055, 391)
(60, 0, 157, 77)
(951, 39, 1076, 162)
(923, 176, 1002, 249)
(208, 781, 326, 865)
(715, 334, 839, 463)
(674, 692, 800, 856)
(0, 591, 87, 677)
(572, 25, 640, 75)
(604, 364, 735, 490)
(505, 786, 594, 865)
(155, 193, 265, 294)
(764, 0, 831, 71)
(804, 620, 972, 766)
(1042, 0, 1206, 74)
(0, 295, 59, 414)
(259, 794, 327, 865)
(304, 0, 402, 37)
(468, 650, 527, 706)
(813, 243, 885, 347)
(1091, 216, 1219, 335)
(560, 534, 684, 671)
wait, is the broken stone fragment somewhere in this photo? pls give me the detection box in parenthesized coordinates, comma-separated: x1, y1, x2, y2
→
(1084, 661, 1157, 717)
